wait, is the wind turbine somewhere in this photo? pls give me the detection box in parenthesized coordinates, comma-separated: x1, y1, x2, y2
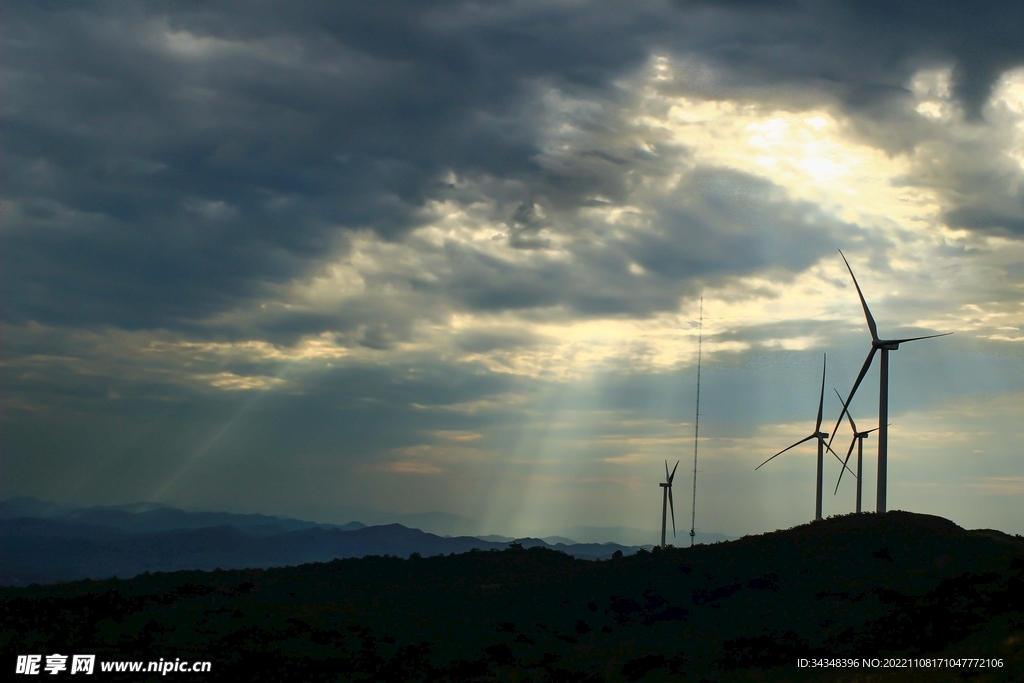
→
(660, 460, 678, 547)
(756, 354, 849, 521)
(831, 389, 881, 514)
(828, 250, 951, 513)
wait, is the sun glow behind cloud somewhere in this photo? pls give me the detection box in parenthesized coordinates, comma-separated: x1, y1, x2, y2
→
(632, 60, 934, 231)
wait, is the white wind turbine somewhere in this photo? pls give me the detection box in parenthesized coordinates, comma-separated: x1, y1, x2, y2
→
(828, 250, 951, 513)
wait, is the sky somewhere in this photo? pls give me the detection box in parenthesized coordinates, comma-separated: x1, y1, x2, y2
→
(3, 0, 1024, 541)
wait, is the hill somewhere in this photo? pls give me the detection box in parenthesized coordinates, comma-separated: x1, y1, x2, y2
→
(2, 511, 1023, 681)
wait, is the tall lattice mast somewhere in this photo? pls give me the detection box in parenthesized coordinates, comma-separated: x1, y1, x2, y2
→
(689, 291, 703, 548)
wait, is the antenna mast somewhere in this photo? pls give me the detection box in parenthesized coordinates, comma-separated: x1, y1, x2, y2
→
(689, 291, 702, 548)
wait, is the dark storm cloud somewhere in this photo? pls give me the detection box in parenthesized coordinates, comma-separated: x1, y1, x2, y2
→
(625, 169, 851, 281)
(945, 206, 1024, 237)
(671, 0, 1024, 121)
(5, 0, 1024, 336)
(2, 0, 655, 332)
(844, 1, 1024, 119)
(251, 293, 434, 349)
(454, 329, 550, 354)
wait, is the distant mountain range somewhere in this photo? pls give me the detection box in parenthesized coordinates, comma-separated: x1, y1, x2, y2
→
(0, 497, 366, 536)
(0, 497, 735, 544)
(0, 497, 669, 586)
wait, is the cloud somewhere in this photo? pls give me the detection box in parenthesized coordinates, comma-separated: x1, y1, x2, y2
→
(388, 462, 445, 475)
(5, 1, 1024, 534)
(7, 0, 1024, 335)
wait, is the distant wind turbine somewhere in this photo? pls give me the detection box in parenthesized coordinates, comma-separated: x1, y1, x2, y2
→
(660, 460, 678, 547)
(828, 250, 951, 513)
(756, 354, 850, 521)
(831, 389, 881, 514)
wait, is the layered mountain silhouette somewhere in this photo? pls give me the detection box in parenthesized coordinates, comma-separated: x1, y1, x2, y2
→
(2, 511, 1021, 681)
(0, 498, 648, 585)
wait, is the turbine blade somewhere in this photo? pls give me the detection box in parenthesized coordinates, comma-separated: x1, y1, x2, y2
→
(669, 460, 679, 484)
(755, 434, 816, 470)
(665, 459, 670, 482)
(826, 348, 876, 453)
(834, 390, 859, 433)
(815, 353, 827, 432)
(839, 249, 879, 342)
(833, 436, 857, 495)
(669, 488, 676, 537)
(862, 423, 889, 436)
(890, 332, 953, 344)
(824, 439, 852, 476)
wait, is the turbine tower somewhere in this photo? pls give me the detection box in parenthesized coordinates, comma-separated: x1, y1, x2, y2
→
(660, 460, 678, 547)
(831, 389, 880, 514)
(689, 291, 703, 548)
(828, 250, 951, 513)
(756, 354, 849, 521)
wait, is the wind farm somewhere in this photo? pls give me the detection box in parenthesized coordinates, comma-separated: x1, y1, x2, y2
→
(746, 250, 954, 523)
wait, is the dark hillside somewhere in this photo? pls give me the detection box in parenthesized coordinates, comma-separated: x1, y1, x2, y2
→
(3, 511, 1023, 681)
